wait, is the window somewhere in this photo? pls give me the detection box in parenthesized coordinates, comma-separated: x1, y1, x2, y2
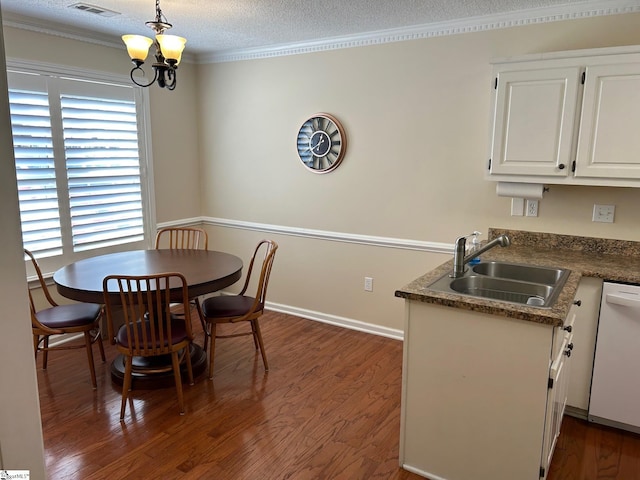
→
(7, 63, 153, 272)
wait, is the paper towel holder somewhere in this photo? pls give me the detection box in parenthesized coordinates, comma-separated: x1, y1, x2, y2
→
(495, 182, 550, 200)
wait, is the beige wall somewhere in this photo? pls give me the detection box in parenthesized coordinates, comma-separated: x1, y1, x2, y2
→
(198, 13, 640, 332)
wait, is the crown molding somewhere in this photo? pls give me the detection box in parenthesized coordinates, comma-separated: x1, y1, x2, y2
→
(204, 0, 640, 63)
(4, 1, 640, 65)
(1, 12, 197, 64)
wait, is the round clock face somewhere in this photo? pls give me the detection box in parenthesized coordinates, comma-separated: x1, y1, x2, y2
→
(296, 113, 346, 173)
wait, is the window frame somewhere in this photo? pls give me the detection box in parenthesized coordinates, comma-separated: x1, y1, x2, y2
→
(7, 58, 156, 275)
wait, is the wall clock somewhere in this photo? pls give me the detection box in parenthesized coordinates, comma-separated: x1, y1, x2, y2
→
(296, 113, 347, 174)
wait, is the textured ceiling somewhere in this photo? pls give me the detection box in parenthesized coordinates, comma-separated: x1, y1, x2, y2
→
(1, 0, 638, 60)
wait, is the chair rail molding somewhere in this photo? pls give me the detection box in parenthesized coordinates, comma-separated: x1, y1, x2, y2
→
(199, 216, 452, 254)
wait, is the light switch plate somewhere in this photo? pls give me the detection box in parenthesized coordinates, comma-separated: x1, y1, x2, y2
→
(593, 204, 615, 223)
(511, 198, 524, 216)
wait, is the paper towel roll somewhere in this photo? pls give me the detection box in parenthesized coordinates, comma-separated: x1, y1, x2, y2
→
(496, 182, 544, 199)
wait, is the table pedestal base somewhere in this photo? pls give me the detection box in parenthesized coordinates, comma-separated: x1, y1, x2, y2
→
(110, 344, 208, 389)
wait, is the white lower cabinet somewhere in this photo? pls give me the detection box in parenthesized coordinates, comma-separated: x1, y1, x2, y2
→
(541, 316, 574, 479)
(400, 301, 574, 480)
(566, 277, 602, 411)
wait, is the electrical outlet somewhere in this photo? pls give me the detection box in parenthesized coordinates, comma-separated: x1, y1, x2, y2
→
(526, 199, 539, 217)
(593, 204, 615, 223)
(364, 277, 373, 292)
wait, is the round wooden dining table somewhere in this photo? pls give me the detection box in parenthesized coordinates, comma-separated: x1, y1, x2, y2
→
(53, 249, 243, 388)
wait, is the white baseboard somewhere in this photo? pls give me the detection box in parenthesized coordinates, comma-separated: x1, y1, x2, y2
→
(265, 301, 404, 341)
(402, 464, 448, 480)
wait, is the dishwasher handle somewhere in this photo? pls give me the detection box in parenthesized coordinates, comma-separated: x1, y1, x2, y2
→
(606, 292, 640, 308)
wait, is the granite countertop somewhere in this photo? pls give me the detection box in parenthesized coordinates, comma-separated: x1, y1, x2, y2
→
(394, 229, 640, 327)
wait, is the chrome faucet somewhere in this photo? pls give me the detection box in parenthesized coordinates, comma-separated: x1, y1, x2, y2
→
(451, 234, 511, 278)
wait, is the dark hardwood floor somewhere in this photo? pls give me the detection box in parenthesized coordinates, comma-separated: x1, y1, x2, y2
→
(37, 311, 640, 479)
(548, 415, 640, 480)
(38, 311, 420, 479)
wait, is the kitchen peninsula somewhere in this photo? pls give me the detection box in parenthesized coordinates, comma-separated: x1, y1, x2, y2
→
(395, 229, 640, 480)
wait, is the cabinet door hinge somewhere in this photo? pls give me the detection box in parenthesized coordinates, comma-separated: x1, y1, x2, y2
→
(548, 377, 554, 389)
(540, 466, 546, 478)
(571, 160, 576, 173)
(581, 71, 586, 84)
(494, 77, 498, 89)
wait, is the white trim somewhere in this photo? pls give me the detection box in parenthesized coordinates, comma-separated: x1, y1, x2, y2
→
(6, 58, 130, 86)
(401, 464, 448, 480)
(266, 301, 404, 341)
(201, 216, 453, 254)
(3, 1, 640, 64)
(46, 333, 84, 348)
(157, 217, 206, 229)
(204, 0, 640, 63)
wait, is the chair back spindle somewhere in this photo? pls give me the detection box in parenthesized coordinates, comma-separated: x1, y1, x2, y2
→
(154, 227, 208, 250)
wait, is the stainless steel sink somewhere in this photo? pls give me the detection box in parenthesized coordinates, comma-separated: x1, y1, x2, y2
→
(471, 261, 568, 286)
(450, 276, 553, 305)
(427, 261, 570, 308)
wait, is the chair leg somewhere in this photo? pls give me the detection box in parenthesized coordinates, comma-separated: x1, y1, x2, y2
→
(250, 321, 259, 350)
(42, 336, 49, 369)
(208, 322, 217, 380)
(195, 298, 208, 352)
(33, 334, 39, 360)
(96, 331, 106, 362)
(252, 319, 269, 371)
(120, 356, 133, 420)
(83, 330, 98, 389)
(171, 351, 185, 415)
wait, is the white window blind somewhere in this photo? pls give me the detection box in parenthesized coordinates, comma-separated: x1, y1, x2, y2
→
(8, 67, 151, 270)
(9, 85, 62, 257)
(60, 92, 144, 252)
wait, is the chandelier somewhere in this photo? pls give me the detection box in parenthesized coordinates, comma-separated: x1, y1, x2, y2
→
(122, 0, 186, 90)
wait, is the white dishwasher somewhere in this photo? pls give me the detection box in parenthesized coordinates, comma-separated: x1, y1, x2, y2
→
(588, 281, 640, 434)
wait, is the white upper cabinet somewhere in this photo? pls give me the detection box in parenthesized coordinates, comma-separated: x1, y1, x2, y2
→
(576, 63, 640, 179)
(488, 46, 640, 187)
(490, 67, 582, 177)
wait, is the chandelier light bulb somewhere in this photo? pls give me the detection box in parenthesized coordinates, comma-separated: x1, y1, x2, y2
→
(122, 35, 153, 63)
(156, 35, 187, 64)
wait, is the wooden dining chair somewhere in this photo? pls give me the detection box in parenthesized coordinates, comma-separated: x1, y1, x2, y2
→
(201, 239, 278, 379)
(25, 249, 106, 389)
(154, 226, 208, 250)
(154, 226, 210, 349)
(103, 272, 194, 419)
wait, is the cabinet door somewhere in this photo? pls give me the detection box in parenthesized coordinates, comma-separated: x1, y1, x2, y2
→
(490, 67, 582, 176)
(567, 277, 602, 411)
(541, 328, 573, 479)
(575, 63, 640, 179)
